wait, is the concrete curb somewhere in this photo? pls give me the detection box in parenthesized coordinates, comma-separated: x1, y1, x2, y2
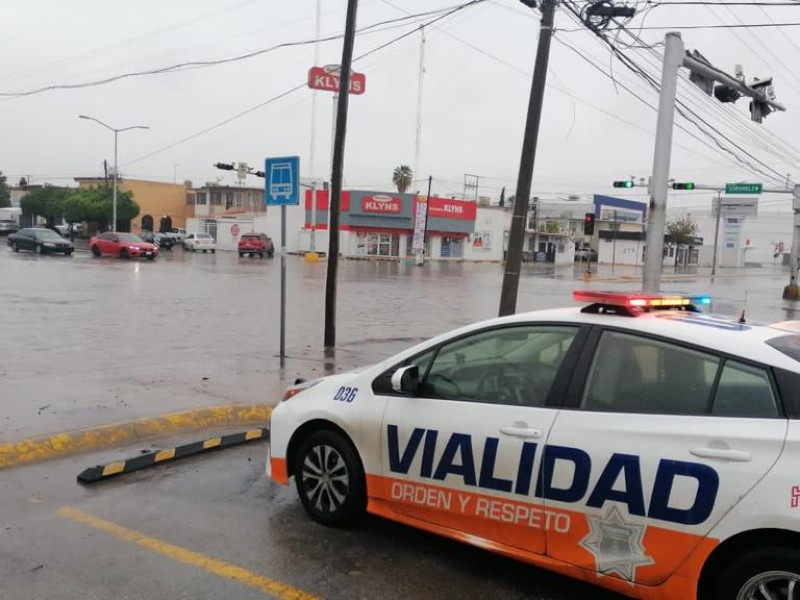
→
(0, 404, 272, 470)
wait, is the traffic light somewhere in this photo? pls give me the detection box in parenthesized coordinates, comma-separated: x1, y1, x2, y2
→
(584, 212, 595, 236)
(671, 182, 696, 190)
(613, 180, 634, 188)
(213, 162, 235, 171)
(714, 84, 741, 104)
(749, 78, 774, 124)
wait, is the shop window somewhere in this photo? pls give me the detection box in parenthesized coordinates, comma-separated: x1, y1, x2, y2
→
(195, 192, 207, 206)
(211, 192, 222, 206)
(441, 236, 464, 258)
(234, 193, 243, 208)
(367, 233, 398, 257)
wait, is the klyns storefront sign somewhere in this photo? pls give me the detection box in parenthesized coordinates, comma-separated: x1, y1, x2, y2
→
(362, 194, 402, 214)
(427, 198, 477, 221)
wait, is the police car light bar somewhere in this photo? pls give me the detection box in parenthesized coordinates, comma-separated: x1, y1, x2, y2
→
(573, 290, 711, 309)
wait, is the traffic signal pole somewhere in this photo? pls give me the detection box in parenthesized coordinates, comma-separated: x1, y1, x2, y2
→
(643, 32, 683, 294)
(499, 0, 556, 317)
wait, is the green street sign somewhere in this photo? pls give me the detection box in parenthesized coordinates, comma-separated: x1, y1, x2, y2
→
(725, 183, 762, 194)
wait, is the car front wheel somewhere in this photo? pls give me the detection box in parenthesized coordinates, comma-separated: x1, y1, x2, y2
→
(11, 242, 19, 252)
(36, 244, 44, 255)
(293, 430, 366, 528)
(91, 245, 101, 257)
(711, 547, 800, 600)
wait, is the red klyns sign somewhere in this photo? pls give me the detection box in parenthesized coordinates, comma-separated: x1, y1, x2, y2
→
(427, 197, 477, 221)
(362, 194, 401, 214)
(308, 66, 366, 95)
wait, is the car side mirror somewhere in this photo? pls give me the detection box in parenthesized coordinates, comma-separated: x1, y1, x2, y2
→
(391, 365, 419, 394)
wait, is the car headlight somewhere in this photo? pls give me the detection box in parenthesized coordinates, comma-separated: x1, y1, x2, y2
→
(283, 378, 322, 401)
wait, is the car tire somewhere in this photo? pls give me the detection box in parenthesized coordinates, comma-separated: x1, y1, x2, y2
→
(259, 252, 264, 258)
(146, 254, 155, 261)
(65, 250, 73, 257)
(709, 547, 800, 600)
(11, 242, 19, 252)
(119, 249, 128, 259)
(239, 252, 244, 258)
(268, 251, 274, 258)
(91, 245, 101, 257)
(293, 430, 367, 528)
(211, 249, 215, 254)
(36, 244, 44, 255)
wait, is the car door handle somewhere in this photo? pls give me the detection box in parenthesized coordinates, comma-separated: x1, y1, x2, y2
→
(689, 447, 751, 462)
(499, 426, 543, 439)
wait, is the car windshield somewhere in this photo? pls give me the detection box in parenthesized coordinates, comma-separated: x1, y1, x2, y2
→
(34, 229, 64, 240)
(118, 234, 144, 242)
(198, 234, 212, 240)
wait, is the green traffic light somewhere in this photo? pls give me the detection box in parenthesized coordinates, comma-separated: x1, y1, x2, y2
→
(613, 180, 634, 188)
(672, 182, 695, 190)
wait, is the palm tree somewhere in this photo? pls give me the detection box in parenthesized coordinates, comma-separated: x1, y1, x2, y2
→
(392, 165, 413, 193)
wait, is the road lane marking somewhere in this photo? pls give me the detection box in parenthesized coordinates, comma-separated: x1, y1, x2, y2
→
(58, 506, 318, 600)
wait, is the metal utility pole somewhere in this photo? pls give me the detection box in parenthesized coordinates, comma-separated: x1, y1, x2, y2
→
(310, 0, 322, 179)
(642, 32, 683, 294)
(498, 0, 556, 316)
(783, 184, 800, 299)
(413, 27, 426, 184)
(324, 0, 358, 349)
(711, 191, 722, 277)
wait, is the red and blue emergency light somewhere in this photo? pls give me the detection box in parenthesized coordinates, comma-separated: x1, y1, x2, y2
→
(573, 290, 711, 309)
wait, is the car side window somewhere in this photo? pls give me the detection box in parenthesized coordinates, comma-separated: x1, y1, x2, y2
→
(418, 326, 579, 407)
(581, 331, 719, 415)
(712, 360, 778, 418)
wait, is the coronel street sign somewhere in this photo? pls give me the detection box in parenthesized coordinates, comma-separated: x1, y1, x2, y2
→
(308, 66, 366, 95)
(725, 183, 762, 194)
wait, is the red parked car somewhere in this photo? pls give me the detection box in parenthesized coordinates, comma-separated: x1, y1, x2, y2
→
(89, 232, 159, 260)
(238, 232, 274, 258)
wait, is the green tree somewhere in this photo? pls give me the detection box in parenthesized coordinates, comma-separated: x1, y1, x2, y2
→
(20, 186, 70, 225)
(392, 165, 413, 193)
(666, 216, 699, 245)
(63, 186, 139, 230)
(0, 171, 10, 208)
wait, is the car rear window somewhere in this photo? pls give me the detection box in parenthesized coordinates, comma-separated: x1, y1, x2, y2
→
(767, 334, 800, 362)
(241, 234, 258, 240)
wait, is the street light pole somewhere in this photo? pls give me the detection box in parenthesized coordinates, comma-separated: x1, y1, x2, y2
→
(79, 115, 149, 231)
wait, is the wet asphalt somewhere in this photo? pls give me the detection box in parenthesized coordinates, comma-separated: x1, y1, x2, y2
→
(2, 242, 799, 599)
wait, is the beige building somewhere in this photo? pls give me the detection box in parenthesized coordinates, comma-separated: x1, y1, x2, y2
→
(75, 177, 193, 233)
(186, 184, 266, 218)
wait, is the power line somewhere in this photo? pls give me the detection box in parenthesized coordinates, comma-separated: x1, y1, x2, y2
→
(122, 0, 487, 167)
(552, 25, 787, 182)
(0, 4, 478, 100)
(559, 2, 793, 186)
(610, 15, 800, 170)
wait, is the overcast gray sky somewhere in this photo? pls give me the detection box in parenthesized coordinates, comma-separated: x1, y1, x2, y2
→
(1, 0, 798, 210)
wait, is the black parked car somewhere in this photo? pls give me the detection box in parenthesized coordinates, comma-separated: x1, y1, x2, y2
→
(7, 228, 74, 255)
(139, 231, 175, 250)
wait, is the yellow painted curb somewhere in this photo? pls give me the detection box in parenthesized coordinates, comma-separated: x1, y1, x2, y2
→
(0, 404, 272, 470)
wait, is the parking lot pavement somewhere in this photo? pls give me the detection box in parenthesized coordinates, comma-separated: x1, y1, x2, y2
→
(1, 443, 623, 600)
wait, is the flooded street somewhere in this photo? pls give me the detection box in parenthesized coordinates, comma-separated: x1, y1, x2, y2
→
(2, 246, 797, 439)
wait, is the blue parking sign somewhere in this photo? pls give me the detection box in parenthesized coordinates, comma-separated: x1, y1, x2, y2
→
(265, 156, 300, 206)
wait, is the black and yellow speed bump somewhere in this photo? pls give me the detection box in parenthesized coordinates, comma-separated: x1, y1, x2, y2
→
(77, 428, 269, 484)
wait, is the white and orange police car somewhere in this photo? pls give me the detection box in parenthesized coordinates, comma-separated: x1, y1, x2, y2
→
(266, 291, 800, 600)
